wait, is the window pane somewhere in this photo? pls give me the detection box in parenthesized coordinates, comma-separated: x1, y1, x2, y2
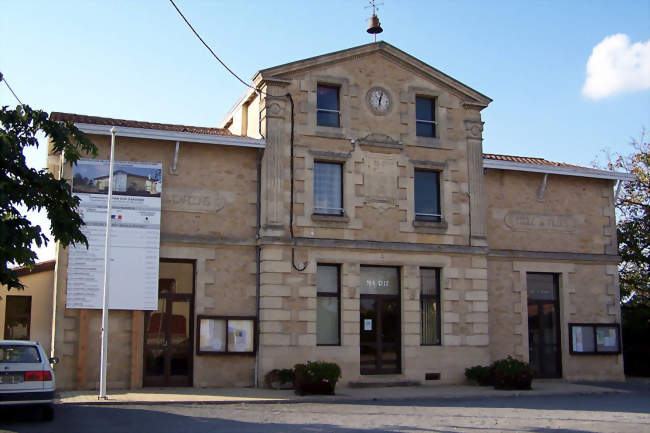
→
(317, 297, 339, 345)
(414, 170, 440, 221)
(0, 345, 41, 363)
(416, 97, 434, 121)
(199, 318, 226, 352)
(317, 85, 339, 111)
(317, 265, 339, 294)
(416, 121, 435, 137)
(360, 266, 399, 295)
(317, 85, 340, 127)
(314, 162, 342, 215)
(317, 111, 340, 127)
(421, 298, 440, 345)
(4, 296, 31, 340)
(420, 268, 439, 296)
(228, 320, 254, 352)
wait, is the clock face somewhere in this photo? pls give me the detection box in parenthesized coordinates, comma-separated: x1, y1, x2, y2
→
(367, 87, 391, 114)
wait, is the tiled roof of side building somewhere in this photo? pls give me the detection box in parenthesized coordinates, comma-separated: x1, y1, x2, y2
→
(12, 260, 56, 277)
(50, 112, 234, 136)
(483, 153, 584, 169)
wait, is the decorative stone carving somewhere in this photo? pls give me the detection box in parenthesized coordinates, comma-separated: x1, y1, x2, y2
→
(464, 120, 484, 140)
(357, 133, 402, 149)
(363, 154, 398, 206)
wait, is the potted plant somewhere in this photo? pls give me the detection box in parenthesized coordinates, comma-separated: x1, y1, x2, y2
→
(293, 361, 342, 395)
(264, 368, 295, 390)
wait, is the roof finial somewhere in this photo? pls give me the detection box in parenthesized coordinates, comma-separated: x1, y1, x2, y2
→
(366, 0, 383, 42)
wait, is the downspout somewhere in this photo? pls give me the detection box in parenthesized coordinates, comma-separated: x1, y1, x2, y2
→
(254, 114, 263, 387)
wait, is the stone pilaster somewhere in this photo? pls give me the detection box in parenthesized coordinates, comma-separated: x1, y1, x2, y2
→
(464, 119, 487, 247)
(259, 82, 291, 238)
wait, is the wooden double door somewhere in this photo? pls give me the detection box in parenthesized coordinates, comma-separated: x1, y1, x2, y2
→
(143, 260, 195, 387)
(527, 273, 562, 378)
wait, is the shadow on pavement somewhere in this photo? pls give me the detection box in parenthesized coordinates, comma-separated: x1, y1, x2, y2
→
(1, 404, 427, 433)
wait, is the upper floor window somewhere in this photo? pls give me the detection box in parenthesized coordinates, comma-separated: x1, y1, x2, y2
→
(314, 161, 343, 215)
(414, 169, 441, 222)
(317, 84, 340, 127)
(416, 96, 436, 137)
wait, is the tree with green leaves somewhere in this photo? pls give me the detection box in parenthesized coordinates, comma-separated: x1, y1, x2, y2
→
(609, 132, 649, 306)
(1, 105, 97, 290)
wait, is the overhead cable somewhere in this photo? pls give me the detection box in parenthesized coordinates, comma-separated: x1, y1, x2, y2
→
(0, 72, 24, 106)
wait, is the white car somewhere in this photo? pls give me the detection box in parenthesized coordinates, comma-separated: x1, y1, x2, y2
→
(0, 340, 58, 421)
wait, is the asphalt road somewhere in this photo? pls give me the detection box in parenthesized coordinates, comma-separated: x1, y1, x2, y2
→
(1, 384, 649, 433)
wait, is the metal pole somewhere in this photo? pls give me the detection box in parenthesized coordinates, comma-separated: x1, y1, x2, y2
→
(99, 127, 116, 399)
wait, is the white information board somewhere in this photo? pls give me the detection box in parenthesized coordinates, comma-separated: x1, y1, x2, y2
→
(66, 159, 162, 310)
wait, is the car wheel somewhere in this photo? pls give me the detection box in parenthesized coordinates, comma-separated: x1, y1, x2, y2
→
(41, 404, 55, 422)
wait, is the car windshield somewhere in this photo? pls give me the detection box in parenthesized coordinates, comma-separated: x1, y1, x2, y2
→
(0, 345, 41, 363)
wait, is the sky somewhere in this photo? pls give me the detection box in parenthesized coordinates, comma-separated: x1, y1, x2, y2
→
(1, 0, 649, 261)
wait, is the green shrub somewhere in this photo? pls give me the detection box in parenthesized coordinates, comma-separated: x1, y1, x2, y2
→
(464, 365, 493, 386)
(293, 361, 342, 395)
(491, 356, 533, 390)
(264, 368, 295, 389)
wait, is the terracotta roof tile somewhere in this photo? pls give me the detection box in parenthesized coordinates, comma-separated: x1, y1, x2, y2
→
(483, 153, 584, 169)
(50, 112, 234, 137)
(12, 260, 56, 277)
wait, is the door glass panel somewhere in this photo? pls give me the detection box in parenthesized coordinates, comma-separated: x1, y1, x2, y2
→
(158, 262, 194, 294)
(169, 301, 190, 377)
(360, 298, 377, 371)
(360, 266, 399, 295)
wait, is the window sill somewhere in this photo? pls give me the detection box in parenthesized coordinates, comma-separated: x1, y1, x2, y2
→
(415, 136, 441, 149)
(314, 126, 345, 139)
(311, 213, 350, 224)
(412, 219, 448, 233)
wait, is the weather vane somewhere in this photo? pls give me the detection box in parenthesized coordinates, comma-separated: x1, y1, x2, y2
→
(366, 0, 384, 42)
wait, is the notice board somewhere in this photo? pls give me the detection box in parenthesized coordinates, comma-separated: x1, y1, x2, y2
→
(66, 159, 162, 310)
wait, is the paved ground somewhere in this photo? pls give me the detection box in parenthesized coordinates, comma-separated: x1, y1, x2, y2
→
(54, 381, 626, 405)
(1, 381, 648, 433)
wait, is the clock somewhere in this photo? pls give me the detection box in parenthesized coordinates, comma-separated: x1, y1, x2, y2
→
(367, 87, 391, 114)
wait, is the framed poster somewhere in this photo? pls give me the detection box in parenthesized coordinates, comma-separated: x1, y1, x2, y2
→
(569, 323, 620, 355)
(196, 315, 256, 355)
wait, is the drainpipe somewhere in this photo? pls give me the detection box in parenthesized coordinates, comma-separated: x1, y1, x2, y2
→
(254, 135, 263, 387)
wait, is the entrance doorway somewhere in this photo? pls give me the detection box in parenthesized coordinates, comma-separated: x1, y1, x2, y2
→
(143, 259, 195, 387)
(359, 266, 401, 375)
(527, 273, 562, 378)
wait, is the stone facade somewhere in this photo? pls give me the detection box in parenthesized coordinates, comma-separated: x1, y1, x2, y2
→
(40, 42, 627, 390)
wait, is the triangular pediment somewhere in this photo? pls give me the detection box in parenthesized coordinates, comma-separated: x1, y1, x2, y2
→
(253, 41, 492, 108)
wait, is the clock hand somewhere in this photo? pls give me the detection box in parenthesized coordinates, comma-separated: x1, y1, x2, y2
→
(378, 93, 383, 106)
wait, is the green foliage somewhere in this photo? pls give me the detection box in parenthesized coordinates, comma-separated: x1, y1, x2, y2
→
(293, 360, 342, 390)
(1, 105, 96, 290)
(464, 365, 494, 386)
(603, 132, 649, 306)
(264, 368, 295, 387)
(491, 356, 533, 390)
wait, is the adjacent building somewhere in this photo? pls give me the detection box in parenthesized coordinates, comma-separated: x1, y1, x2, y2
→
(35, 42, 632, 390)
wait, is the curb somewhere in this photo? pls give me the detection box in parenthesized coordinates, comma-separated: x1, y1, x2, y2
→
(56, 387, 628, 407)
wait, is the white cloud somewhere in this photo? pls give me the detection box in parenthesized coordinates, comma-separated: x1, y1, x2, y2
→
(582, 34, 650, 99)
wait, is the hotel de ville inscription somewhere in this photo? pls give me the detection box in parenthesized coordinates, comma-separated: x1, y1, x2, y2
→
(162, 188, 225, 213)
(505, 211, 577, 232)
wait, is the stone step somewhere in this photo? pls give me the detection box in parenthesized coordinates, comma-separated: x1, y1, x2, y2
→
(347, 380, 421, 388)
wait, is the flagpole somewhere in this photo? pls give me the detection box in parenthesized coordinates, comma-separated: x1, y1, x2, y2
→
(99, 127, 116, 399)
